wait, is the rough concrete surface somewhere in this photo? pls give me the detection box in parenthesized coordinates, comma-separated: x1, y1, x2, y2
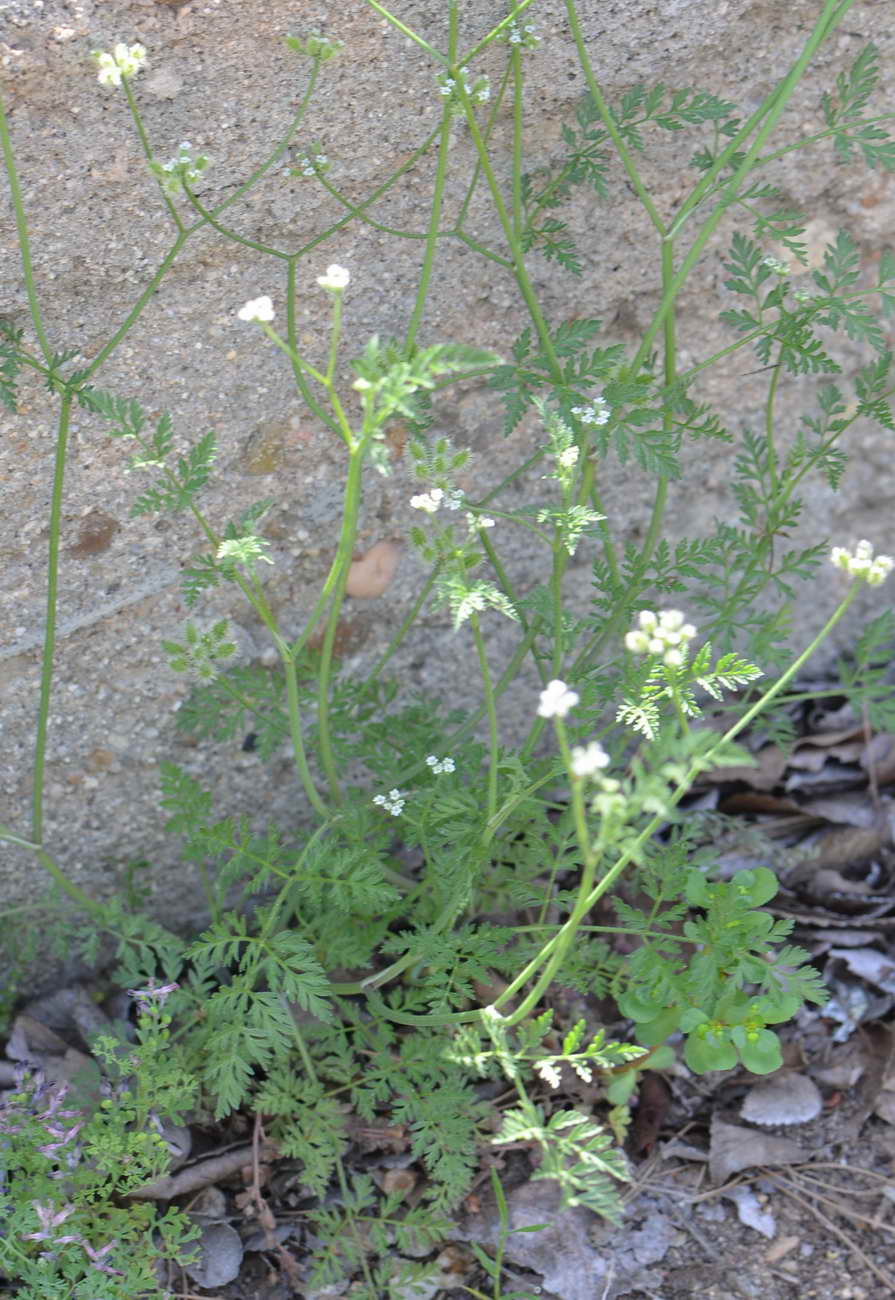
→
(0, 0, 892, 932)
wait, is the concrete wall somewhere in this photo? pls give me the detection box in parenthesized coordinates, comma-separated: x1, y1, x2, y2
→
(1, 0, 891, 927)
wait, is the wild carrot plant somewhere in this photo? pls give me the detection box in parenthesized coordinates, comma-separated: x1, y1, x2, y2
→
(1, 3, 894, 1294)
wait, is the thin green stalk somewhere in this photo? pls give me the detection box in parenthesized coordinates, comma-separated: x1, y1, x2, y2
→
(564, 0, 666, 236)
(0, 92, 53, 361)
(459, 0, 537, 66)
(631, 0, 857, 371)
(316, 444, 367, 803)
(455, 78, 562, 378)
(122, 78, 184, 230)
(404, 5, 458, 350)
(362, 0, 447, 63)
(182, 183, 289, 258)
(366, 563, 441, 680)
(31, 392, 73, 844)
(764, 356, 783, 496)
(471, 613, 500, 823)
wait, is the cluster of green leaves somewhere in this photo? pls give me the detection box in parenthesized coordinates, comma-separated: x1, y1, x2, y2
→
(0, 1009, 198, 1299)
(616, 865, 827, 1073)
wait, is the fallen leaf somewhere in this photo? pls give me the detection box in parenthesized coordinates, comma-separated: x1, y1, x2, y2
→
(829, 946, 895, 995)
(709, 1117, 807, 1183)
(723, 1185, 776, 1238)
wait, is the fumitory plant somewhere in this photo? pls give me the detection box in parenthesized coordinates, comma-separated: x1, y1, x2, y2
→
(2, 1, 894, 1295)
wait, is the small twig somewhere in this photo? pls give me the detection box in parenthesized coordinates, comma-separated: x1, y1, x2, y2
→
(128, 1144, 262, 1200)
(765, 1172, 895, 1290)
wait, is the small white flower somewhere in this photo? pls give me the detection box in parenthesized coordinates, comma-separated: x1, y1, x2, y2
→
(237, 296, 275, 323)
(830, 539, 893, 586)
(537, 679, 579, 719)
(373, 787, 406, 816)
(627, 609, 697, 662)
(625, 630, 650, 654)
(93, 42, 147, 88)
(467, 513, 495, 531)
(410, 489, 444, 514)
(762, 254, 789, 276)
(571, 393, 610, 427)
(425, 754, 455, 775)
(317, 263, 350, 291)
(557, 445, 579, 469)
(570, 742, 610, 779)
(536, 1060, 562, 1089)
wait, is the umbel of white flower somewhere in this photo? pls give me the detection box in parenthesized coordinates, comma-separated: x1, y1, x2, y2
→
(373, 788, 406, 816)
(625, 609, 697, 668)
(830, 539, 893, 587)
(569, 742, 609, 779)
(92, 43, 147, 88)
(317, 264, 350, 292)
(537, 679, 579, 719)
(237, 296, 275, 323)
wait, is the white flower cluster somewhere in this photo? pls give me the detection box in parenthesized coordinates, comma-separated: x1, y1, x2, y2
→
(467, 512, 495, 531)
(556, 445, 579, 469)
(762, 254, 789, 276)
(571, 394, 609, 427)
(237, 296, 275, 323)
(296, 148, 329, 178)
(425, 754, 456, 775)
(410, 487, 464, 514)
(373, 788, 406, 816)
(437, 71, 491, 103)
(569, 741, 609, 779)
(537, 679, 579, 719)
(216, 535, 273, 567)
(92, 42, 147, 88)
(625, 609, 697, 667)
(155, 141, 210, 196)
(506, 19, 539, 48)
(830, 539, 893, 587)
(317, 264, 350, 291)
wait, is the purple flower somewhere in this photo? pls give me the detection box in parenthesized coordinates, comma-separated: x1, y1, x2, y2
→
(24, 1200, 78, 1244)
(128, 980, 179, 1012)
(81, 1239, 124, 1277)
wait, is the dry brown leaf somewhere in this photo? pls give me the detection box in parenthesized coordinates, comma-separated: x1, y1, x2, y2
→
(703, 745, 788, 790)
(709, 1117, 807, 1183)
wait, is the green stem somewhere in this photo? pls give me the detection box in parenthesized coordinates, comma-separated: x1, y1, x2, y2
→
(31, 392, 73, 843)
(404, 7, 457, 351)
(316, 443, 367, 802)
(471, 613, 500, 823)
(564, 0, 666, 236)
(0, 91, 53, 361)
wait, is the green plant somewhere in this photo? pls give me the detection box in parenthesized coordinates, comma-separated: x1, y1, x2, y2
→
(2, 2, 894, 1295)
(462, 1168, 547, 1300)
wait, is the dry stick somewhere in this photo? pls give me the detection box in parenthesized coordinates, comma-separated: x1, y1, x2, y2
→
(128, 1143, 270, 1200)
(764, 1171, 895, 1291)
(777, 1168, 895, 1236)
